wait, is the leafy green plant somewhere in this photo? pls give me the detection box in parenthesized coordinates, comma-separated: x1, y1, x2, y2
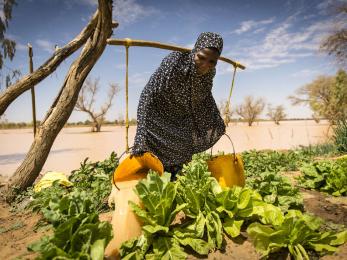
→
(322, 156, 347, 196)
(215, 186, 276, 238)
(246, 171, 303, 211)
(25, 151, 347, 259)
(298, 157, 347, 196)
(334, 120, 347, 153)
(129, 172, 186, 233)
(296, 143, 339, 157)
(28, 213, 112, 260)
(39, 191, 96, 227)
(26, 152, 118, 259)
(121, 156, 226, 258)
(28, 182, 69, 214)
(242, 149, 313, 175)
(69, 151, 119, 212)
(120, 171, 188, 259)
(247, 210, 347, 259)
(173, 156, 224, 255)
(242, 150, 285, 176)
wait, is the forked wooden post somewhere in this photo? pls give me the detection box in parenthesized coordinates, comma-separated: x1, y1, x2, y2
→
(28, 44, 37, 137)
(125, 40, 130, 153)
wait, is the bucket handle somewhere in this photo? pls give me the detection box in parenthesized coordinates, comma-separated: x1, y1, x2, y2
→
(210, 133, 237, 162)
(112, 146, 134, 190)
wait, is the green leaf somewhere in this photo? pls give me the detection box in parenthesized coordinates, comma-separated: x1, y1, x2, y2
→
(247, 222, 274, 256)
(206, 211, 223, 249)
(223, 218, 244, 238)
(142, 225, 169, 234)
(308, 243, 337, 253)
(177, 237, 211, 255)
(90, 239, 106, 260)
(295, 244, 310, 260)
(237, 189, 251, 209)
(330, 230, 347, 246)
(152, 237, 187, 260)
(129, 201, 156, 226)
(252, 203, 284, 226)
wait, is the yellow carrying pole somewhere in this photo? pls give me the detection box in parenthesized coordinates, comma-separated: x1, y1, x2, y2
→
(108, 38, 246, 70)
(125, 42, 130, 153)
(225, 66, 237, 126)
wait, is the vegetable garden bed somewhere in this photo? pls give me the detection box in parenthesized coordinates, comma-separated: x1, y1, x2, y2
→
(0, 147, 346, 260)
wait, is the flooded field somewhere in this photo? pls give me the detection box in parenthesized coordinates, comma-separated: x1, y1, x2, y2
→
(0, 120, 332, 179)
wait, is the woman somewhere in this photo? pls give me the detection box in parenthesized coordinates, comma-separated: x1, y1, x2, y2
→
(132, 32, 226, 179)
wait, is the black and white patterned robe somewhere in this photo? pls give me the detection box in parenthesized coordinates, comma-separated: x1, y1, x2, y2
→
(132, 32, 226, 170)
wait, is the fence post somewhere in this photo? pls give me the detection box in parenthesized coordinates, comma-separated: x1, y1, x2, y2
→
(28, 44, 37, 136)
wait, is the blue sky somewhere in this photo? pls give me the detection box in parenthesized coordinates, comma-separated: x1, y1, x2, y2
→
(1, 0, 345, 122)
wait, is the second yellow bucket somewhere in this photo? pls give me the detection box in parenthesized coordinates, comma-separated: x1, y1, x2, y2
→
(207, 134, 245, 188)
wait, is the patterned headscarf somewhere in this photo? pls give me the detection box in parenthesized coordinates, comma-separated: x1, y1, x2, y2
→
(192, 32, 223, 54)
(132, 32, 225, 170)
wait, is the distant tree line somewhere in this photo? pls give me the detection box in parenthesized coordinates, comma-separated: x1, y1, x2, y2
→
(218, 69, 346, 127)
(0, 118, 138, 129)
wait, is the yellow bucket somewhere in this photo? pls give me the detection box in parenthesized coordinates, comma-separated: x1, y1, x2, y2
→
(106, 150, 164, 259)
(112, 151, 164, 185)
(207, 134, 245, 188)
(105, 180, 143, 259)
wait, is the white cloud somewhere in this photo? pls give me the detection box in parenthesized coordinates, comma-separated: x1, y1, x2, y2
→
(253, 27, 266, 34)
(113, 0, 158, 26)
(36, 39, 55, 53)
(233, 18, 275, 34)
(64, 0, 159, 28)
(227, 14, 336, 70)
(291, 69, 320, 78)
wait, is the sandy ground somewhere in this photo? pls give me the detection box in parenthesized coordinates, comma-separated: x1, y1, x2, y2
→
(0, 120, 332, 179)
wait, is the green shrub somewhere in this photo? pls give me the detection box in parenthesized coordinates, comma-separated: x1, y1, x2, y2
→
(334, 120, 347, 153)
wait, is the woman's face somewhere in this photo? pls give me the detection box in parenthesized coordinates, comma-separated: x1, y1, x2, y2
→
(194, 48, 219, 75)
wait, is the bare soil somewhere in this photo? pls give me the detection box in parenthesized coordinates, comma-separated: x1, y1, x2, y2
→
(0, 199, 46, 260)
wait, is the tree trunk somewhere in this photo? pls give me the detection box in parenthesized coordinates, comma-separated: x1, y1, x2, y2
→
(96, 123, 102, 132)
(6, 0, 113, 201)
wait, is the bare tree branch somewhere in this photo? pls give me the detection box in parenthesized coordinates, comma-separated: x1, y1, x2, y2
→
(267, 104, 286, 125)
(74, 78, 120, 132)
(0, 10, 99, 115)
(218, 99, 232, 126)
(320, 1, 347, 67)
(235, 96, 265, 126)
